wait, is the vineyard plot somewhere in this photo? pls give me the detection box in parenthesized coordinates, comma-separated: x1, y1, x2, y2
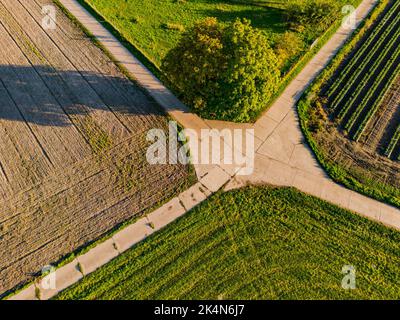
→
(323, 0, 400, 160)
(297, 0, 400, 208)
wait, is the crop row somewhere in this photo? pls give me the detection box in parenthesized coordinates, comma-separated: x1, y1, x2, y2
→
(351, 57, 400, 141)
(385, 124, 400, 159)
(344, 39, 400, 130)
(330, 11, 400, 117)
(327, 0, 400, 103)
(338, 28, 400, 126)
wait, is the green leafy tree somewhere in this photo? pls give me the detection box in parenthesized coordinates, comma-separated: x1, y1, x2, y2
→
(162, 18, 281, 122)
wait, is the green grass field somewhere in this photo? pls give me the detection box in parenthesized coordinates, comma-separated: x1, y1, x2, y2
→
(55, 187, 400, 300)
(82, 0, 356, 69)
(78, 0, 360, 121)
(83, 0, 286, 67)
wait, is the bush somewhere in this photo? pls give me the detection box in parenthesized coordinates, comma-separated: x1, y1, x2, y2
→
(161, 18, 281, 122)
(286, 0, 341, 33)
(274, 31, 303, 68)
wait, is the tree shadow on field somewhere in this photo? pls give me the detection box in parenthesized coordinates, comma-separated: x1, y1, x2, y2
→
(0, 64, 166, 127)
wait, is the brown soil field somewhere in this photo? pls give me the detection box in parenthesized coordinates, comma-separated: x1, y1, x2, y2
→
(0, 0, 194, 295)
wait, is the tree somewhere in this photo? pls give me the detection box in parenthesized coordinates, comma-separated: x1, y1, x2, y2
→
(162, 18, 281, 122)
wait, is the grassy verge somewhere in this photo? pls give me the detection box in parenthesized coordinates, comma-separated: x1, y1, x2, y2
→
(56, 186, 399, 300)
(297, 0, 400, 208)
(82, 0, 289, 68)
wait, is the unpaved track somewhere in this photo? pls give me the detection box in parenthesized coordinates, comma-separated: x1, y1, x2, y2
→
(0, 0, 192, 294)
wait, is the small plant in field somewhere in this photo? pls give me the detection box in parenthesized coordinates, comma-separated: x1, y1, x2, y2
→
(130, 17, 142, 24)
(90, 131, 113, 156)
(115, 156, 138, 192)
(315, 98, 328, 121)
(162, 22, 185, 32)
(76, 262, 84, 275)
(35, 286, 41, 300)
(113, 242, 119, 252)
(82, 119, 113, 158)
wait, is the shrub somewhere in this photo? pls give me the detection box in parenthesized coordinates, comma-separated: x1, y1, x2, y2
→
(286, 0, 341, 33)
(274, 31, 303, 67)
(162, 18, 281, 122)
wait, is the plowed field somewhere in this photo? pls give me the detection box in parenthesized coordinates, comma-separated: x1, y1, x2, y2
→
(0, 0, 193, 294)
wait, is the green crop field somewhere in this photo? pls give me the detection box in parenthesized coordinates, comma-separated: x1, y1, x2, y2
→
(55, 187, 400, 300)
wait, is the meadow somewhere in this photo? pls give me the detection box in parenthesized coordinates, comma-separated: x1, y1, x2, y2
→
(56, 186, 400, 300)
(82, 0, 288, 68)
(81, 0, 360, 84)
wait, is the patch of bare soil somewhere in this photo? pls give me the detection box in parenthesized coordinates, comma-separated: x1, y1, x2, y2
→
(315, 127, 400, 187)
